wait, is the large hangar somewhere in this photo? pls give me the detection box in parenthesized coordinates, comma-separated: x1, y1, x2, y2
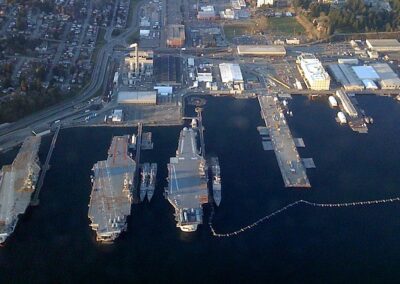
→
(117, 91, 157, 104)
(237, 45, 286, 56)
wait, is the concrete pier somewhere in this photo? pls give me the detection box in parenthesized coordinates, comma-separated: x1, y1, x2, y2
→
(258, 95, 311, 188)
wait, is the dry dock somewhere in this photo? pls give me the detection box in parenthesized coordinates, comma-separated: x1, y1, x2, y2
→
(0, 136, 41, 243)
(258, 95, 311, 188)
(88, 135, 135, 242)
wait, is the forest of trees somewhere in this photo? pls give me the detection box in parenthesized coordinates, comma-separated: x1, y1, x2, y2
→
(293, 0, 400, 34)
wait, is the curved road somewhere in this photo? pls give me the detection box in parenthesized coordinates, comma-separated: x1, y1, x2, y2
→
(0, 0, 146, 151)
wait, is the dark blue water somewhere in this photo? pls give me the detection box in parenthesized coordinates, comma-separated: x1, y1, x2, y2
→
(0, 96, 400, 283)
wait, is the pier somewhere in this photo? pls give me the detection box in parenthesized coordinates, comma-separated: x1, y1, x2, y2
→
(258, 95, 310, 188)
(31, 125, 61, 206)
(134, 122, 143, 200)
(335, 90, 368, 133)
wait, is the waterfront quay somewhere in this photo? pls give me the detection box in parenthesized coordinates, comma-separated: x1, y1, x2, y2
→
(258, 95, 311, 188)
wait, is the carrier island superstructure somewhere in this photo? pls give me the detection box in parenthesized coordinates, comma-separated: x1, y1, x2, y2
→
(0, 136, 41, 244)
(165, 126, 209, 232)
(88, 135, 135, 242)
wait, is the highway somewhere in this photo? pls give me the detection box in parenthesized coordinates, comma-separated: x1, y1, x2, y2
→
(0, 0, 147, 152)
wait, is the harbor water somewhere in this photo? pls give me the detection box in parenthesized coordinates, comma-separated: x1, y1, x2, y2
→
(0, 96, 400, 282)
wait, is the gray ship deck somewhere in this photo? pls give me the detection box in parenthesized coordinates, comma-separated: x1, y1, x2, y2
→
(0, 136, 41, 242)
(166, 128, 208, 230)
(88, 135, 135, 242)
(258, 95, 311, 188)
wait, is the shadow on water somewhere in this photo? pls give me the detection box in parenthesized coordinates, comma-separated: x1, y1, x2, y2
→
(0, 96, 399, 282)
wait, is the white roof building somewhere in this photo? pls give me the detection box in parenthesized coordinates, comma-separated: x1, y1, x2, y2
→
(219, 63, 243, 83)
(366, 39, 400, 52)
(257, 0, 274, 7)
(362, 79, 378, 90)
(111, 109, 123, 122)
(297, 54, 330, 90)
(352, 66, 380, 80)
(237, 45, 286, 56)
(117, 91, 157, 104)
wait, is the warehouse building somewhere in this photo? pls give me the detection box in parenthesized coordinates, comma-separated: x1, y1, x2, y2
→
(219, 63, 244, 90)
(166, 24, 185, 48)
(154, 56, 182, 85)
(297, 54, 330, 90)
(371, 63, 400, 89)
(366, 39, 400, 52)
(219, 63, 243, 83)
(197, 6, 217, 20)
(196, 66, 213, 82)
(351, 66, 380, 80)
(328, 64, 364, 91)
(117, 91, 157, 104)
(237, 45, 286, 56)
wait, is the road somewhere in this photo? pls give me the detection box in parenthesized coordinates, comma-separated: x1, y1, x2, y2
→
(0, 0, 147, 152)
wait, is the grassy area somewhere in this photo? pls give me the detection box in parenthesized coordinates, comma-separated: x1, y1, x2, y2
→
(223, 24, 255, 41)
(267, 17, 305, 35)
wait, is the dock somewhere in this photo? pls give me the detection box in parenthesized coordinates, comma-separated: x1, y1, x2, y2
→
(31, 125, 60, 206)
(134, 123, 143, 200)
(258, 95, 311, 188)
(335, 90, 368, 133)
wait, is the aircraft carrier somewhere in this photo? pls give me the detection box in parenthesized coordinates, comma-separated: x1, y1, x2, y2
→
(88, 135, 136, 242)
(0, 136, 41, 244)
(165, 127, 208, 232)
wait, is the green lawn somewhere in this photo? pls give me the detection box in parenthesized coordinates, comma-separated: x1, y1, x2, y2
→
(267, 17, 305, 35)
(224, 25, 255, 41)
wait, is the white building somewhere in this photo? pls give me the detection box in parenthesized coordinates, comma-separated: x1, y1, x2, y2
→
(297, 54, 330, 90)
(257, 0, 274, 7)
(111, 109, 123, 122)
(366, 39, 400, 52)
(219, 63, 243, 84)
(117, 91, 157, 104)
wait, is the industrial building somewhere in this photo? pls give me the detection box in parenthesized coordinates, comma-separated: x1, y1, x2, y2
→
(108, 109, 123, 122)
(336, 89, 358, 118)
(154, 56, 182, 85)
(338, 58, 359, 65)
(297, 54, 330, 91)
(231, 0, 246, 9)
(166, 24, 185, 48)
(219, 63, 243, 84)
(117, 91, 157, 104)
(351, 66, 380, 80)
(237, 45, 286, 56)
(124, 44, 153, 78)
(328, 64, 364, 91)
(154, 86, 173, 96)
(196, 66, 213, 82)
(257, 0, 273, 7)
(197, 6, 217, 20)
(371, 63, 400, 89)
(366, 39, 400, 52)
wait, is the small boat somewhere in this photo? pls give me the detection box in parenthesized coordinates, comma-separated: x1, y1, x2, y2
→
(210, 157, 222, 206)
(147, 163, 157, 202)
(140, 163, 150, 202)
